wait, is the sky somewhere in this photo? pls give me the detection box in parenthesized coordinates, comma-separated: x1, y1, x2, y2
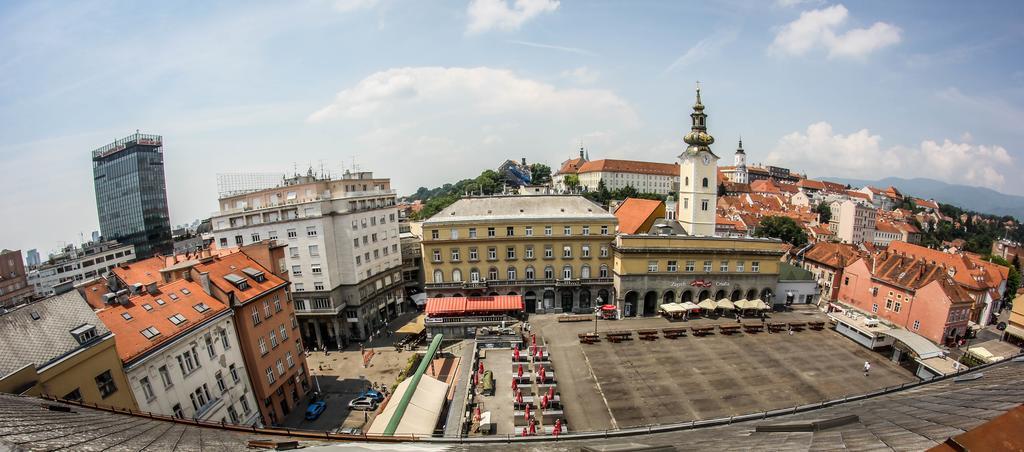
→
(1, 0, 1022, 255)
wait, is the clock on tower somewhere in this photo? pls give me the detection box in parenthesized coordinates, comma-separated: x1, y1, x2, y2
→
(677, 83, 719, 236)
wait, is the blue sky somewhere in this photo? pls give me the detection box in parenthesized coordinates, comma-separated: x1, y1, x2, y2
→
(1, 0, 1022, 255)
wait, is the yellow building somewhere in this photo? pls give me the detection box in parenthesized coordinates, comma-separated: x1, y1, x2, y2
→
(421, 195, 617, 313)
(1004, 293, 1024, 346)
(0, 291, 136, 410)
(613, 227, 787, 316)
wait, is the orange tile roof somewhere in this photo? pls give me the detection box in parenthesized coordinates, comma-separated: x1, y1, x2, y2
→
(750, 179, 781, 194)
(556, 157, 585, 175)
(797, 179, 826, 190)
(888, 241, 1004, 291)
(803, 242, 860, 269)
(89, 279, 229, 363)
(112, 256, 167, 286)
(846, 190, 871, 200)
(577, 159, 679, 176)
(194, 252, 287, 305)
(914, 198, 940, 210)
(614, 198, 665, 234)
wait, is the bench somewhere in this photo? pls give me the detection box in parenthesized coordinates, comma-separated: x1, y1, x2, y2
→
(808, 321, 826, 330)
(577, 333, 600, 344)
(637, 329, 660, 341)
(742, 323, 764, 333)
(718, 325, 741, 335)
(691, 326, 715, 336)
(767, 322, 787, 333)
(604, 331, 633, 343)
(787, 322, 807, 332)
(662, 328, 688, 339)
(559, 315, 592, 323)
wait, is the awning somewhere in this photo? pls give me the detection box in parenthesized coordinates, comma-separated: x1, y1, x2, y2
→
(752, 299, 770, 310)
(367, 374, 449, 436)
(411, 293, 428, 306)
(734, 299, 753, 309)
(880, 329, 944, 359)
(396, 314, 426, 335)
(679, 301, 701, 311)
(659, 303, 686, 314)
(600, 304, 617, 311)
(1004, 324, 1024, 341)
(425, 296, 524, 316)
(698, 299, 717, 310)
(715, 298, 736, 310)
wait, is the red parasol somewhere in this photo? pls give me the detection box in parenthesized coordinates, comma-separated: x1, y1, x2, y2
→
(528, 420, 536, 435)
(600, 304, 616, 311)
(522, 427, 528, 437)
(517, 364, 523, 377)
(554, 418, 562, 436)
(478, 361, 484, 375)
(514, 348, 520, 361)
(474, 406, 481, 422)
(548, 386, 555, 400)
(512, 378, 518, 390)
(541, 394, 548, 409)
(516, 389, 523, 404)
(531, 334, 536, 346)
(524, 404, 531, 421)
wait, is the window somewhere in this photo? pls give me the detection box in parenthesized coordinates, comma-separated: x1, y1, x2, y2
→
(168, 314, 187, 325)
(269, 330, 279, 348)
(487, 247, 497, 260)
(720, 260, 729, 272)
(506, 247, 516, 259)
(193, 303, 210, 313)
(430, 230, 439, 240)
(544, 245, 553, 258)
(581, 265, 591, 278)
(273, 297, 282, 312)
(287, 229, 297, 238)
(544, 266, 554, 279)
(311, 263, 322, 275)
(251, 307, 261, 326)
(524, 246, 534, 259)
(487, 227, 495, 237)
(216, 371, 227, 393)
(140, 376, 155, 400)
(189, 384, 211, 411)
(308, 245, 319, 256)
(685, 260, 695, 272)
(913, 320, 920, 330)
(353, 238, 360, 248)
(219, 328, 231, 350)
(432, 249, 441, 262)
(156, 298, 165, 306)
(525, 226, 533, 236)
(701, 199, 709, 211)
(751, 261, 760, 273)
(648, 261, 658, 272)
(121, 312, 133, 320)
(269, 230, 278, 240)
(258, 336, 268, 355)
(452, 269, 462, 282)
(525, 267, 535, 280)
(563, 246, 572, 258)
(703, 260, 712, 272)
(667, 261, 678, 272)
(885, 299, 894, 310)
(450, 229, 459, 239)
(235, 235, 243, 245)
(280, 324, 288, 340)
(450, 248, 460, 261)
(433, 270, 443, 283)
(469, 228, 477, 238)
(228, 405, 239, 424)
(205, 334, 216, 358)
(564, 226, 572, 235)
(291, 265, 302, 276)
(266, 367, 276, 385)
(251, 233, 261, 243)
(488, 267, 498, 280)
(173, 404, 184, 419)
(600, 225, 609, 235)
(562, 266, 573, 279)
(544, 226, 552, 236)
(63, 388, 82, 402)
(506, 226, 514, 237)
(599, 265, 609, 278)
(469, 248, 478, 261)
(239, 395, 251, 415)
(177, 347, 201, 375)
(894, 301, 902, 313)
(600, 246, 609, 257)
(142, 303, 153, 311)
(141, 326, 160, 339)
(872, 303, 878, 313)
(286, 351, 295, 368)
(736, 261, 744, 273)
(507, 267, 517, 280)
(159, 365, 173, 387)
(276, 359, 285, 376)
(702, 177, 709, 188)
(95, 370, 117, 398)
(306, 226, 318, 236)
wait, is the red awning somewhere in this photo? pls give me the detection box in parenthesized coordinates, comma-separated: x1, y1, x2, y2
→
(426, 296, 523, 317)
(600, 304, 617, 311)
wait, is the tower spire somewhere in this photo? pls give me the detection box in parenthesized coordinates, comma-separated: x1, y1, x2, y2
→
(683, 84, 714, 152)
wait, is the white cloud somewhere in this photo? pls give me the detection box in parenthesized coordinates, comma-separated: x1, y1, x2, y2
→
(766, 121, 1015, 190)
(560, 66, 599, 84)
(775, 0, 821, 7)
(936, 87, 1024, 133)
(507, 40, 597, 56)
(770, 4, 901, 59)
(332, 0, 379, 12)
(466, 0, 559, 34)
(664, 27, 739, 73)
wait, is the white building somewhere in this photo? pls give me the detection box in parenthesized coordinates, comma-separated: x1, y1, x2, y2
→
(209, 170, 404, 346)
(28, 241, 135, 297)
(829, 200, 877, 245)
(86, 278, 259, 426)
(730, 139, 748, 184)
(575, 159, 679, 195)
(678, 87, 719, 236)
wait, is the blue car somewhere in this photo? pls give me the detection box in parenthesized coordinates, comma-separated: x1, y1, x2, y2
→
(358, 389, 385, 402)
(305, 401, 327, 420)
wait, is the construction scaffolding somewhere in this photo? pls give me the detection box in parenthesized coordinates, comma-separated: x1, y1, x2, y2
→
(216, 172, 286, 198)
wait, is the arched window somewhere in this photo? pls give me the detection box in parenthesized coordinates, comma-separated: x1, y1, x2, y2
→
(581, 265, 591, 279)
(685, 176, 689, 186)
(470, 268, 480, 282)
(562, 265, 573, 280)
(525, 266, 535, 280)
(507, 266, 517, 281)
(599, 264, 609, 278)
(544, 266, 554, 279)
(702, 177, 709, 188)
(488, 267, 498, 280)
(433, 270, 443, 283)
(452, 269, 462, 282)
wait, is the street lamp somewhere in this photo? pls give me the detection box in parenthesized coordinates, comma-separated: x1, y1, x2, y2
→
(593, 296, 604, 335)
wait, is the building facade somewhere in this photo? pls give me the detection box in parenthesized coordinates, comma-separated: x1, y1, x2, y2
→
(420, 195, 617, 314)
(0, 291, 136, 410)
(0, 249, 33, 307)
(210, 170, 404, 346)
(795, 242, 861, 305)
(25, 249, 41, 268)
(84, 278, 259, 425)
(829, 200, 877, 245)
(678, 87, 719, 237)
(92, 133, 173, 258)
(574, 159, 680, 195)
(613, 234, 786, 317)
(26, 241, 135, 297)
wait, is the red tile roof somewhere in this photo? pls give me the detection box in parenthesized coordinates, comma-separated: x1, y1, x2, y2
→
(556, 157, 586, 175)
(576, 159, 679, 176)
(804, 242, 860, 269)
(914, 198, 940, 210)
(426, 296, 523, 316)
(614, 198, 665, 234)
(888, 241, 1004, 291)
(194, 252, 287, 305)
(113, 256, 167, 286)
(87, 279, 230, 363)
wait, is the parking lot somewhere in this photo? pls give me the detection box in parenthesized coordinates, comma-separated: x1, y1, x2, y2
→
(533, 308, 916, 431)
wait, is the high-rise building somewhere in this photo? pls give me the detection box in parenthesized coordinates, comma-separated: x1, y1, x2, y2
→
(92, 133, 173, 259)
(26, 241, 135, 297)
(0, 249, 34, 307)
(25, 249, 41, 268)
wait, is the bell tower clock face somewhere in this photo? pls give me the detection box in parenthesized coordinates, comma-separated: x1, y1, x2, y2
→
(702, 154, 711, 166)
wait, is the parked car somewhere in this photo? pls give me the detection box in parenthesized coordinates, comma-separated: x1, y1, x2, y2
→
(357, 389, 385, 402)
(305, 401, 327, 420)
(336, 427, 363, 435)
(348, 397, 378, 411)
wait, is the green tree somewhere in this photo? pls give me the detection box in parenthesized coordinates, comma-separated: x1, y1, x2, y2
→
(753, 216, 808, 247)
(615, 185, 639, 200)
(813, 203, 832, 224)
(529, 163, 552, 185)
(564, 174, 580, 192)
(475, 170, 502, 195)
(988, 256, 1021, 303)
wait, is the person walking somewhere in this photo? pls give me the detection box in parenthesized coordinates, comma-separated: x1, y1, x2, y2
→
(863, 361, 871, 376)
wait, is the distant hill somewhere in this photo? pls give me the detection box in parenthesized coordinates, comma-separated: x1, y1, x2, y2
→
(822, 177, 1024, 221)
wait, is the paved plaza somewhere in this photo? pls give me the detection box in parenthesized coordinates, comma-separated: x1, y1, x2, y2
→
(532, 307, 917, 432)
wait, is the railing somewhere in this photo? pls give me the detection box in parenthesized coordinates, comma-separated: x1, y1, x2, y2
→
(424, 315, 512, 324)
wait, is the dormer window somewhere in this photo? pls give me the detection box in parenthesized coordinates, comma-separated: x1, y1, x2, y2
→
(142, 304, 153, 311)
(70, 324, 98, 345)
(168, 314, 187, 326)
(141, 326, 160, 339)
(241, 268, 266, 283)
(156, 299, 165, 305)
(169, 293, 179, 301)
(181, 288, 191, 295)
(193, 303, 210, 313)
(121, 312, 133, 320)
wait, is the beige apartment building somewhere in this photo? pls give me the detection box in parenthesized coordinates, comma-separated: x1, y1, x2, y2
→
(829, 199, 877, 245)
(420, 196, 617, 313)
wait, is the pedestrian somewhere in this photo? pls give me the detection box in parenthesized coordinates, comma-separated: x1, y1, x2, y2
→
(736, 313, 741, 323)
(863, 361, 871, 376)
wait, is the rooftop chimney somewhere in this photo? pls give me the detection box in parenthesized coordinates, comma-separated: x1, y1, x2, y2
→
(199, 272, 212, 296)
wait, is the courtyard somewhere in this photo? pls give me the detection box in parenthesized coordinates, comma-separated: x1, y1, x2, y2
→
(532, 307, 916, 432)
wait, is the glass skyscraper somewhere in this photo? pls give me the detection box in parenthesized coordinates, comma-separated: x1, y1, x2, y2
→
(92, 133, 173, 258)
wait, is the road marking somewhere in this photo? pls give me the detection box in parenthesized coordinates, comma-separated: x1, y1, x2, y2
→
(582, 347, 618, 429)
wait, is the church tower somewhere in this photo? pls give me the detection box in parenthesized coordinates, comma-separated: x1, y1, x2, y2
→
(677, 84, 719, 236)
(733, 138, 748, 184)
